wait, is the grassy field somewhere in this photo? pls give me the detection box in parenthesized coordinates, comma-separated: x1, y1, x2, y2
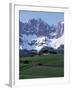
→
(19, 54, 64, 79)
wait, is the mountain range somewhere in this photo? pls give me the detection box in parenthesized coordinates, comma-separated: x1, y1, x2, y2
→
(19, 18, 64, 55)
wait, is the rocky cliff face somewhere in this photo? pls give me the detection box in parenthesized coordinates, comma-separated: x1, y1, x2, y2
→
(19, 18, 64, 55)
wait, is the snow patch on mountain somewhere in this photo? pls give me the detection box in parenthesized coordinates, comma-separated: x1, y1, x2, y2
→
(49, 34, 64, 49)
(20, 34, 64, 51)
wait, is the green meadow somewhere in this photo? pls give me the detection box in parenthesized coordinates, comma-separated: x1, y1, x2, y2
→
(19, 54, 64, 79)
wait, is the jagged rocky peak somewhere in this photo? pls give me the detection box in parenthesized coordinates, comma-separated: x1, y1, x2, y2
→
(19, 18, 64, 52)
(19, 18, 64, 38)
